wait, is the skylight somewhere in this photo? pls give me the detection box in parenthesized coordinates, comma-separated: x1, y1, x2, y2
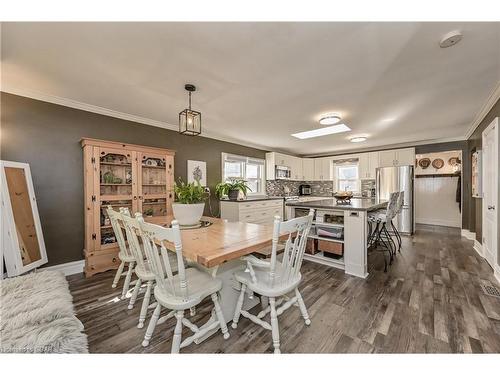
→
(292, 124, 351, 139)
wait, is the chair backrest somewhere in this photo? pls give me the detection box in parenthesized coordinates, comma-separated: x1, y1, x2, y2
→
(385, 192, 399, 221)
(120, 209, 148, 270)
(137, 217, 188, 299)
(106, 206, 133, 259)
(269, 209, 314, 287)
(396, 191, 404, 214)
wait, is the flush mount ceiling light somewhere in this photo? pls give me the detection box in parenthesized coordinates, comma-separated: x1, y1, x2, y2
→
(319, 114, 341, 125)
(292, 124, 351, 139)
(179, 83, 201, 136)
(350, 137, 367, 143)
(439, 30, 463, 48)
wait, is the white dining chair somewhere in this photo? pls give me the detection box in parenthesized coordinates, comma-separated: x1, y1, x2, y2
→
(107, 206, 136, 299)
(231, 209, 314, 354)
(133, 214, 230, 353)
(120, 209, 157, 328)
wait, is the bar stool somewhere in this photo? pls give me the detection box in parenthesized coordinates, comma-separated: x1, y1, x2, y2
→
(391, 192, 404, 253)
(367, 192, 399, 272)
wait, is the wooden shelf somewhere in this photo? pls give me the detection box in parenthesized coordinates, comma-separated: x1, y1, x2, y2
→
(100, 162, 132, 167)
(100, 194, 133, 201)
(100, 183, 132, 186)
(142, 183, 166, 186)
(143, 193, 168, 199)
(141, 165, 166, 169)
(142, 202, 166, 206)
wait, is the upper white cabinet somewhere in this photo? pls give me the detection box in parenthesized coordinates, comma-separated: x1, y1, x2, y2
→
(302, 158, 315, 180)
(378, 148, 415, 167)
(266, 152, 293, 180)
(358, 152, 380, 179)
(314, 157, 333, 181)
(290, 156, 303, 181)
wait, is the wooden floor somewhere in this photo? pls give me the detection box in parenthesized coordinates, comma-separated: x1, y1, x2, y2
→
(68, 224, 500, 353)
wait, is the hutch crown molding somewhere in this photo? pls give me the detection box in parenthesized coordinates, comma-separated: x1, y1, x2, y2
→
(81, 138, 175, 277)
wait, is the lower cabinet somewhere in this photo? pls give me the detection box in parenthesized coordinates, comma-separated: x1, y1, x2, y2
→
(220, 199, 284, 224)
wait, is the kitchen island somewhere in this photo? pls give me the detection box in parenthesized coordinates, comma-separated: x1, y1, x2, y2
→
(286, 198, 387, 278)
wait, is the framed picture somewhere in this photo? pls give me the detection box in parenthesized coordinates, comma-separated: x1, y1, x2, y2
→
(187, 160, 207, 186)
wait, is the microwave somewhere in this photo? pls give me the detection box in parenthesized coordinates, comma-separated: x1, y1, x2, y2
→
(275, 165, 291, 180)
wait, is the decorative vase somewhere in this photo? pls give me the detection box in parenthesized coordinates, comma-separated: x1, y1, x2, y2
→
(172, 203, 205, 226)
(228, 189, 240, 200)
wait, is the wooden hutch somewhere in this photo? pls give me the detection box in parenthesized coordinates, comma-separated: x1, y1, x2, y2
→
(81, 138, 175, 277)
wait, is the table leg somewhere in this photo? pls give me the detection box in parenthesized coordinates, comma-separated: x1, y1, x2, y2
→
(194, 259, 259, 344)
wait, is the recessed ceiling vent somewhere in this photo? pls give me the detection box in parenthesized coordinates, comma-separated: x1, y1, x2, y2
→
(439, 30, 463, 48)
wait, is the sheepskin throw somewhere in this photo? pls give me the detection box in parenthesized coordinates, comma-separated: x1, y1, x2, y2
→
(0, 270, 88, 353)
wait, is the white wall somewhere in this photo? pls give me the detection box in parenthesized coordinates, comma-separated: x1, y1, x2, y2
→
(416, 176, 461, 228)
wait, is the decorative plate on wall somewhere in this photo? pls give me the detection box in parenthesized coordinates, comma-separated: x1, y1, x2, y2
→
(432, 158, 445, 169)
(418, 158, 431, 169)
(448, 157, 461, 166)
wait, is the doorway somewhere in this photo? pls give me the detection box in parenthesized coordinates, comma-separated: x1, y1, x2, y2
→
(482, 117, 498, 269)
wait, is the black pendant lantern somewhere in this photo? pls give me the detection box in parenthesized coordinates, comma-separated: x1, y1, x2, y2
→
(179, 84, 201, 136)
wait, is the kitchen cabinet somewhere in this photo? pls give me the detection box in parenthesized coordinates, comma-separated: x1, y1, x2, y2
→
(358, 152, 379, 179)
(314, 157, 333, 181)
(290, 156, 303, 181)
(378, 148, 415, 167)
(221, 199, 284, 224)
(302, 158, 315, 180)
(266, 152, 294, 180)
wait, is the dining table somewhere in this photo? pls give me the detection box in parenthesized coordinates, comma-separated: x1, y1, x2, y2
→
(144, 215, 279, 343)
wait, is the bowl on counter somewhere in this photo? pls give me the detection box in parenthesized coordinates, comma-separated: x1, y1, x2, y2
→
(333, 191, 353, 203)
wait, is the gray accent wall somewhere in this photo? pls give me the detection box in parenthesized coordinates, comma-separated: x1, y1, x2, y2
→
(1, 93, 267, 266)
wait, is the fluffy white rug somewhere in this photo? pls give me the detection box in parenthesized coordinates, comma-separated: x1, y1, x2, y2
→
(0, 270, 88, 353)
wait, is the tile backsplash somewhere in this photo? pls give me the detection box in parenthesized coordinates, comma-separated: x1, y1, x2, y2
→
(266, 180, 334, 196)
(266, 179, 376, 197)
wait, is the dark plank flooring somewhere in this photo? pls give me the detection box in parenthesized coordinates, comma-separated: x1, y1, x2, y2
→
(68, 224, 500, 353)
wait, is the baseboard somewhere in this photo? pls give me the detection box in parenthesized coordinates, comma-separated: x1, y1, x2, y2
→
(40, 259, 85, 276)
(461, 229, 476, 241)
(473, 240, 483, 258)
(416, 219, 461, 228)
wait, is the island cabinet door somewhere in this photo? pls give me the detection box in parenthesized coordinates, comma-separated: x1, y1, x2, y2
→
(343, 210, 368, 278)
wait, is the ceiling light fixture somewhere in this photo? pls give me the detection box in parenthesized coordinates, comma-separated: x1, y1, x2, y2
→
(350, 137, 367, 143)
(179, 84, 201, 136)
(319, 114, 341, 125)
(292, 124, 351, 139)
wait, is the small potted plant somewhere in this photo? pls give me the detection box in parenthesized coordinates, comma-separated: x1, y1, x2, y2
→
(215, 179, 252, 200)
(172, 178, 207, 226)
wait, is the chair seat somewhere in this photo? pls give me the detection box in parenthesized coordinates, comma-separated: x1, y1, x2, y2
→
(118, 251, 135, 263)
(135, 262, 156, 281)
(234, 265, 301, 298)
(154, 268, 222, 310)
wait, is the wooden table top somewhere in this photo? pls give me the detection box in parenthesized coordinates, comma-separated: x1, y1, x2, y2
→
(145, 216, 275, 268)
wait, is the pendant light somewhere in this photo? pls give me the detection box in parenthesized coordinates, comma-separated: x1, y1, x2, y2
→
(179, 84, 201, 136)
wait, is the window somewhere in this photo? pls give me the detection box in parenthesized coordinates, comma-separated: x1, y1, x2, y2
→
(222, 153, 266, 196)
(335, 164, 359, 193)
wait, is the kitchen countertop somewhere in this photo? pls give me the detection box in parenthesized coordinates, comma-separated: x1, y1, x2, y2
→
(219, 196, 284, 202)
(285, 198, 387, 211)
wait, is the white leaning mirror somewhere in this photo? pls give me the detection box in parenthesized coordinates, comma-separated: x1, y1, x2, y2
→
(1, 161, 47, 277)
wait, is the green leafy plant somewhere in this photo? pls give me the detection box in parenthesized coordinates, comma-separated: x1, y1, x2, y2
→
(174, 178, 207, 204)
(215, 179, 252, 198)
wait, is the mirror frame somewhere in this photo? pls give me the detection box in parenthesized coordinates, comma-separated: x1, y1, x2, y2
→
(1, 160, 48, 277)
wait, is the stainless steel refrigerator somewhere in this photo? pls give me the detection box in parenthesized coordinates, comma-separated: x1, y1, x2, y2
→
(376, 166, 414, 235)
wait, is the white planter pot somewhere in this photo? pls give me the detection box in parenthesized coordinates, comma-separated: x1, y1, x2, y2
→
(171, 203, 205, 226)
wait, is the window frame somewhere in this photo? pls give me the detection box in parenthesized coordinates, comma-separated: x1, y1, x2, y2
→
(334, 163, 360, 193)
(221, 153, 266, 196)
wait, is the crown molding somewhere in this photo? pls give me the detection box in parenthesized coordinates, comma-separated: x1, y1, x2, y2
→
(1, 85, 270, 152)
(304, 136, 466, 158)
(464, 81, 500, 140)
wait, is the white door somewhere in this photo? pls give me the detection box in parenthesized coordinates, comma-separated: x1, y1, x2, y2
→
(396, 148, 416, 166)
(482, 118, 498, 269)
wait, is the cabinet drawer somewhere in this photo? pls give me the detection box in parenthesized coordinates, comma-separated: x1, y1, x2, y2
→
(239, 207, 283, 222)
(317, 240, 343, 255)
(85, 249, 120, 277)
(239, 200, 283, 211)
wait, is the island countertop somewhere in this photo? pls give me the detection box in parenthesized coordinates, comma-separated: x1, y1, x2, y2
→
(285, 198, 387, 211)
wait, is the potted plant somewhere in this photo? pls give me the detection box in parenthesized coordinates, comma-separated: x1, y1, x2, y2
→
(172, 178, 207, 226)
(215, 179, 252, 200)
